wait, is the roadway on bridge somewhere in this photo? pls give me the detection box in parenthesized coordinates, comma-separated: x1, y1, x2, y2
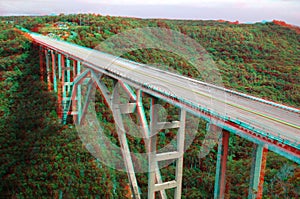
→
(29, 33, 300, 146)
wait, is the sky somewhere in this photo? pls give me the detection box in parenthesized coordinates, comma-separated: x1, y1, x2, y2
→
(0, 0, 299, 26)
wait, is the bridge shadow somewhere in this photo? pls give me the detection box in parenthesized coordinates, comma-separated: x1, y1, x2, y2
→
(1, 40, 59, 196)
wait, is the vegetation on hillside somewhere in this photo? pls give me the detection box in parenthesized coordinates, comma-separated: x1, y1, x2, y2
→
(0, 15, 299, 198)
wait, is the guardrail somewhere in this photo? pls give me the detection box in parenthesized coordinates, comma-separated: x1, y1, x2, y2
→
(136, 60, 300, 113)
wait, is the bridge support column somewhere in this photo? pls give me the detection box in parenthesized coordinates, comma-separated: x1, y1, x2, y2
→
(58, 54, 62, 80)
(148, 97, 159, 199)
(57, 54, 63, 119)
(114, 85, 186, 199)
(174, 109, 186, 199)
(60, 58, 73, 124)
(60, 55, 67, 123)
(111, 82, 141, 199)
(148, 97, 186, 199)
(71, 60, 82, 124)
(51, 51, 57, 93)
(66, 58, 71, 93)
(134, 90, 167, 199)
(214, 129, 230, 199)
(45, 49, 52, 91)
(248, 144, 268, 199)
(76, 61, 82, 123)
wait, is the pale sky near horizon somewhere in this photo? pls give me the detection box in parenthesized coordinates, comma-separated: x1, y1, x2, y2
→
(0, 0, 299, 26)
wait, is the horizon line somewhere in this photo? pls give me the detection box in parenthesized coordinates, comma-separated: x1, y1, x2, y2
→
(1, 13, 299, 27)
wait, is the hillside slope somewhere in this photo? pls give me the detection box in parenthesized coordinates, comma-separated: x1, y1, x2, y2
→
(0, 15, 299, 198)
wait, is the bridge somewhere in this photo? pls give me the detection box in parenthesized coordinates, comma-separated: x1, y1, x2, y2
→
(20, 29, 299, 199)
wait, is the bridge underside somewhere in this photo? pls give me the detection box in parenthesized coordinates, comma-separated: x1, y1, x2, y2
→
(38, 45, 298, 199)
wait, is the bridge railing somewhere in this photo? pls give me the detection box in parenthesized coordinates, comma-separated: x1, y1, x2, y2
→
(136, 59, 300, 113)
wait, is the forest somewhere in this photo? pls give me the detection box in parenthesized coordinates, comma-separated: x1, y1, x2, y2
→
(0, 14, 299, 198)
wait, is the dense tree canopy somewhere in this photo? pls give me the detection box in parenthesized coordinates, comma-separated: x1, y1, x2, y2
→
(0, 15, 299, 198)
